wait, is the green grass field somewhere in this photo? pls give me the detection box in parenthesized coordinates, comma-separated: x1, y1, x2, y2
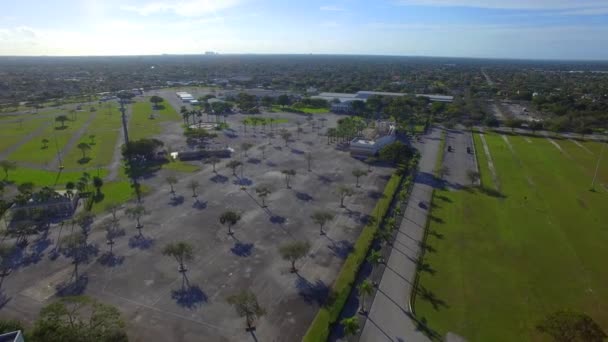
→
(7, 111, 93, 165)
(62, 104, 122, 167)
(415, 132, 608, 341)
(129, 100, 180, 140)
(0, 115, 51, 154)
(271, 104, 328, 114)
(2, 167, 108, 188)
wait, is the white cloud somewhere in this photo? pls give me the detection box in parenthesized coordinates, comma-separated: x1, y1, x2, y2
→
(394, 0, 608, 13)
(320, 5, 345, 11)
(121, 0, 241, 17)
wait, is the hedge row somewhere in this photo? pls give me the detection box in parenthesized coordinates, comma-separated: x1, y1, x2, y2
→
(302, 172, 404, 342)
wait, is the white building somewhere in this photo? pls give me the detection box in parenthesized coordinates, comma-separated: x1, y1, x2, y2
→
(349, 122, 397, 156)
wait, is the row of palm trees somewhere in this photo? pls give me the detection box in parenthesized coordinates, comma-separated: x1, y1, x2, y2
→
(338, 176, 412, 338)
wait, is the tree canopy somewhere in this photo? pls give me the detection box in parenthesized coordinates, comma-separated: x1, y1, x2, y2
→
(30, 296, 127, 342)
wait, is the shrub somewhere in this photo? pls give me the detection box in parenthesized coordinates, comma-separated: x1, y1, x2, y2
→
(302, 172, 404, 342)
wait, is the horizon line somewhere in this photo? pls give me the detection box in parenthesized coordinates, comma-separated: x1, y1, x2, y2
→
(0, 53, 607, 63)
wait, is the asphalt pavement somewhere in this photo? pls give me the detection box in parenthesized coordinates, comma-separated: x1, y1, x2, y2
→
(359, 127, 442, 342)
(442, 129, 477, 189)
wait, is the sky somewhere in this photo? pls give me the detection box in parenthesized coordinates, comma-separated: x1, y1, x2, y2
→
(1, 0, 608, 59)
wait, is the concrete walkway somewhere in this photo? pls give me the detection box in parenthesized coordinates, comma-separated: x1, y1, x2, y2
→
(359, 128, 442, 342)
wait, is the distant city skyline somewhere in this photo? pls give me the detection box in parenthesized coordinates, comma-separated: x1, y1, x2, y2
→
(1, 0, 608, 60)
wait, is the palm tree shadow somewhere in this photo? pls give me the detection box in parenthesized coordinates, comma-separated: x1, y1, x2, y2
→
(295, 276, 330, 306)
(169, 195, 185, 206)
(192, 200, 207, 210)
(98, 252, 124, 267)
(326, 239, 353, 260)
(128, 235, 155, 249)
(295, 192, 313, 202)
(231, 242, 254, 257)
(56, 274, 89, 296)
(171, 274, 208, 309)
(416, 286, 449, 311)
(269, 215, 286, 224)
(210, 174, 229, 183)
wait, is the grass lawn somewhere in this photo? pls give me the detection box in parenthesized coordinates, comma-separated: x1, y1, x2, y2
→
(162, 160, 200, 173)
(271, 104, 328, 114)
(415, 132, 608, 341)
(0, 115, 51, 154)
(242, 116, 289, 127)
(129, 100, 179, 140)
(62, 104, 122, 168)
(89, 180, 149, 214)
(2, 167, 108, 188)
(8, 111, 93, 165)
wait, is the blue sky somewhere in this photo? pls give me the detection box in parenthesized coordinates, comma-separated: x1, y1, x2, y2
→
(1, 0, 608, 59)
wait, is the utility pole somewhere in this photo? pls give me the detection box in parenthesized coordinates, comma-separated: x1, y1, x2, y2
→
(591, 141, 606, 191)
(119, 99, 130, 145)
(52, 120, 64, 170)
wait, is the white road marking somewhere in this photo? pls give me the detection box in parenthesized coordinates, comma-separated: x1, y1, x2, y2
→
(479, 133, 499, 189)
(568, 138, 593, 155)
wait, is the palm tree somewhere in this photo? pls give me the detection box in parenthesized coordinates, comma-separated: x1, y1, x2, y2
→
(311, 211, 334, 235)
(0, 160, 17, 180)
(241, 142, 253, 158)
(166, 175, 178, 195)
(60, 232, 87, 279)
(41, 138, 49, 149)
(55, 115, 68, 128)
(257, 145, 267, 159)
(358, 279, 374, 314)
(367, 249, 383, 284)
(100, 217, 121, 256)
(188, 180, 200, 198)
(279, 240, 311, 273)
(365, 156, 376, 172)
(281, 169, 296, 189)
(306, 152, 313, 171)
(338, 185, 354, 208)
(162, 241, 193, 274)
(341, 316, 360, 337)
(352, 169, 368, 188)
(226, 160, 242, 176)
(255, 185, 272, 207)
(77, 142, 91, 160)
(219, 210, 241, 235)
(125, 205, 148, 236)
(206, 157, 221, 173)
(227, 290, 266, 330)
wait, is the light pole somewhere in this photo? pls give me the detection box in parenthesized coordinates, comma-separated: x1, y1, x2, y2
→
(119, 99, 130, 145)
(52, 120, 64, 170)
(590, 141, 606, 191)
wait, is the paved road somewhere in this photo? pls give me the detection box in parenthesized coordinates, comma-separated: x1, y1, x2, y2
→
(443, 129, 477, 189)
(359, 128, 442, 342)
